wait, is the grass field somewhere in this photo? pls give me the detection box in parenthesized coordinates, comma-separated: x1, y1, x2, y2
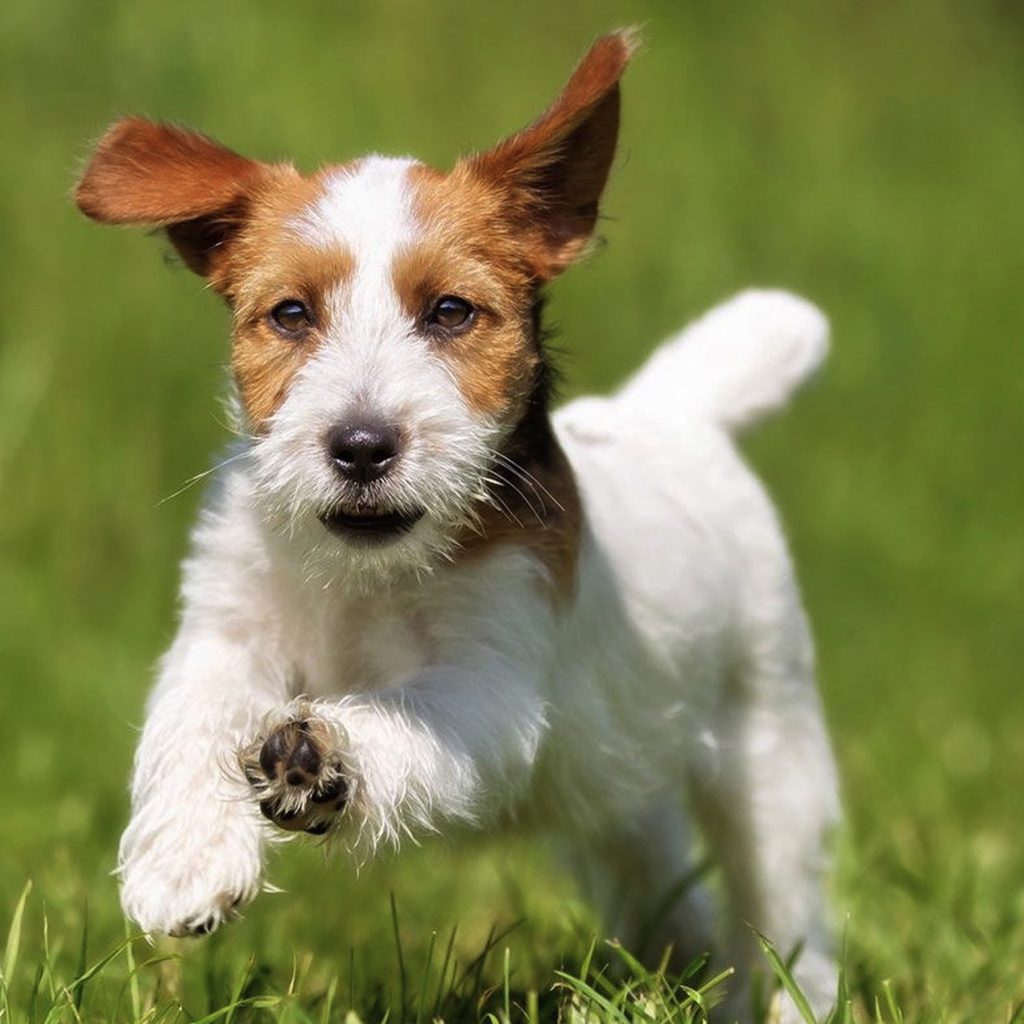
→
(2, 0, 1023, 1020)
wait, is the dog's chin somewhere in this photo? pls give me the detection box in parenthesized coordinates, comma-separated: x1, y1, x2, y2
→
(317, 505, 425, 546)
(295, 503, 456, 594)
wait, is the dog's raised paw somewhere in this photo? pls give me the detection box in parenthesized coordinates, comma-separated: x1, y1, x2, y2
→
(241, 717, 348, 836)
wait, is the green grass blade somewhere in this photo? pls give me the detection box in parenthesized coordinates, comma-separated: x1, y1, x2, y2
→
(190, 994, 284, 1024)
(880, 979, 903, 1024)
(413, 929, 435, 1024)
(755, 929, 819, 1024)
(68, 939, 133, 1003)
(451, 919, 524, 1000)
(224, 955, 255, 1024)
(40, 906, 55, 1003)
(825, 926, 854, 1024)
(553, 969, 628, 1024)
(71, 906, 88, 1013)
(502, 946, 511, 1024)
(320, 974, 338, 1024)
(27, 959, 45, 1024)
(124, 919, 141, 1023)
(431, 924, 457, 1021)
(389, 892, 407, 1018)
(2, 879, 32, 986)
(525, 987, 539, 1024)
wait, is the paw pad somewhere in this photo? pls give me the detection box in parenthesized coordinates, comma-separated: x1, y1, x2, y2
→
(241, 716, 347, 836)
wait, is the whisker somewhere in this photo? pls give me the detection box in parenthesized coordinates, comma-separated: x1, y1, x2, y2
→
(481, 477, 524, 529)
(489, 468, 545, 527)
(489, 450, 565, 513)
(497, 454, 562, 510)
(158, 451, 248, 505)
(211, 409, 255, 442)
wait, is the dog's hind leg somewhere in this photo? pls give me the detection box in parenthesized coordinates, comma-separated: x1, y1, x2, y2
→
(686, 592, 839, 1022)
(562, 792, 716, 976)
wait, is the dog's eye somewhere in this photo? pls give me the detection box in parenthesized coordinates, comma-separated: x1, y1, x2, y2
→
(270, 300, 312, 335)
(428, 295, 475, 332)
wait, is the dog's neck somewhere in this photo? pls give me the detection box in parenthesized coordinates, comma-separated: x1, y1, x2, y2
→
(455, 295, 581, 600)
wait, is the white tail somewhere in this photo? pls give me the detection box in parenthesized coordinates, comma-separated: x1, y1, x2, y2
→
(615, 290, 829, 434)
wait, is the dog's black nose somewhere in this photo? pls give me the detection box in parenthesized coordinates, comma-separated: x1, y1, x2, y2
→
(326, 422, 401, 483)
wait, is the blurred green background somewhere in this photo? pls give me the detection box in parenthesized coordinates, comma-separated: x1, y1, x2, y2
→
(2, 0, 1023, 1019)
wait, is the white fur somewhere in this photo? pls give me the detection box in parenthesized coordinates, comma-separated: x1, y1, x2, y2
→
(296, 157, 419, 255)
(614, 288, 828, 434)
(119, 289, 839, 1021)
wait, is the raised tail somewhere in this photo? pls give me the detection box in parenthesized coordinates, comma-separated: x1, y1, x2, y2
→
(614, 290, 829, 434)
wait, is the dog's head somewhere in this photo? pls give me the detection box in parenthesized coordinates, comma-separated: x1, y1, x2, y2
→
(76, 31, 635, 586)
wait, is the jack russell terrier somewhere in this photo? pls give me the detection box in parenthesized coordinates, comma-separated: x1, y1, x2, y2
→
(76, 29, 839, 1020)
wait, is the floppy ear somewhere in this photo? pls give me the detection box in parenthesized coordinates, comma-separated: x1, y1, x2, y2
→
(468, 29, 638, 280)
(74, 117, 272, 276)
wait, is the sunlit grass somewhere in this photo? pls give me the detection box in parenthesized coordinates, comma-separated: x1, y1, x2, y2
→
(3, 886, 872, 1023)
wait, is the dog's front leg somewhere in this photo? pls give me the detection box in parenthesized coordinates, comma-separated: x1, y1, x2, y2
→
(246, 575, 554, 849)
(118, 625, 288, 936)
(249, 667, 549, 846)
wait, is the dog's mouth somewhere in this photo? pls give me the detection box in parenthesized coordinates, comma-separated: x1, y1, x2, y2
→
(318, 505, 425, 544)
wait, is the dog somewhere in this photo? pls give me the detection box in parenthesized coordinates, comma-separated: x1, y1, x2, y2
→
(75, 30, 839, 1021)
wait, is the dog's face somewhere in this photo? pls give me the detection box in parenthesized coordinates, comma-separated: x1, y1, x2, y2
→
(76, 32, 634, 585)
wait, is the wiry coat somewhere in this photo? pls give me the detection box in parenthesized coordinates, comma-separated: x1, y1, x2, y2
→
(76, 31, 839, 1023)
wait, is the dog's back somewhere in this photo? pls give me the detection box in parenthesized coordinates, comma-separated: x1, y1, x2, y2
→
(552, 289, 830, 705)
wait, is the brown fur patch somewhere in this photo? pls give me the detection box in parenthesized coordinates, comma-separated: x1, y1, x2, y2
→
(397, 164, 540, 418)
(468, 29, 636, 279)
(458, 434, 582, 601)
(75, 118, 289, 276)
(398, 173, 581, 596)
(75, 118, 263, 227)
(76, 121, 359, 427)
(400, 164, 583, 595)
(216, 171, 355, 427)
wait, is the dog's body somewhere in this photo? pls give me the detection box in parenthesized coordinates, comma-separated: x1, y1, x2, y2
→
(77, 31, 839, 1021)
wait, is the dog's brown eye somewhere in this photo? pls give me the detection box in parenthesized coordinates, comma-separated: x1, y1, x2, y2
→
(270, 300, 312, 335)
(428, 295, 475, 332)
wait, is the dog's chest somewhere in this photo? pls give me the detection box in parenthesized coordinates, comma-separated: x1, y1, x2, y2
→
(299, 595, 433, 696)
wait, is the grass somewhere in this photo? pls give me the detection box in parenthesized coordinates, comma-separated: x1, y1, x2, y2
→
(0, 885, 846, 1024)
(1, 0, 1023, 1020)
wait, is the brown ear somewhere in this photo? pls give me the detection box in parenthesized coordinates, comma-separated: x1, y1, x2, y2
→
(74, 117, 270, 276)
(468, 29, 638, 280)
